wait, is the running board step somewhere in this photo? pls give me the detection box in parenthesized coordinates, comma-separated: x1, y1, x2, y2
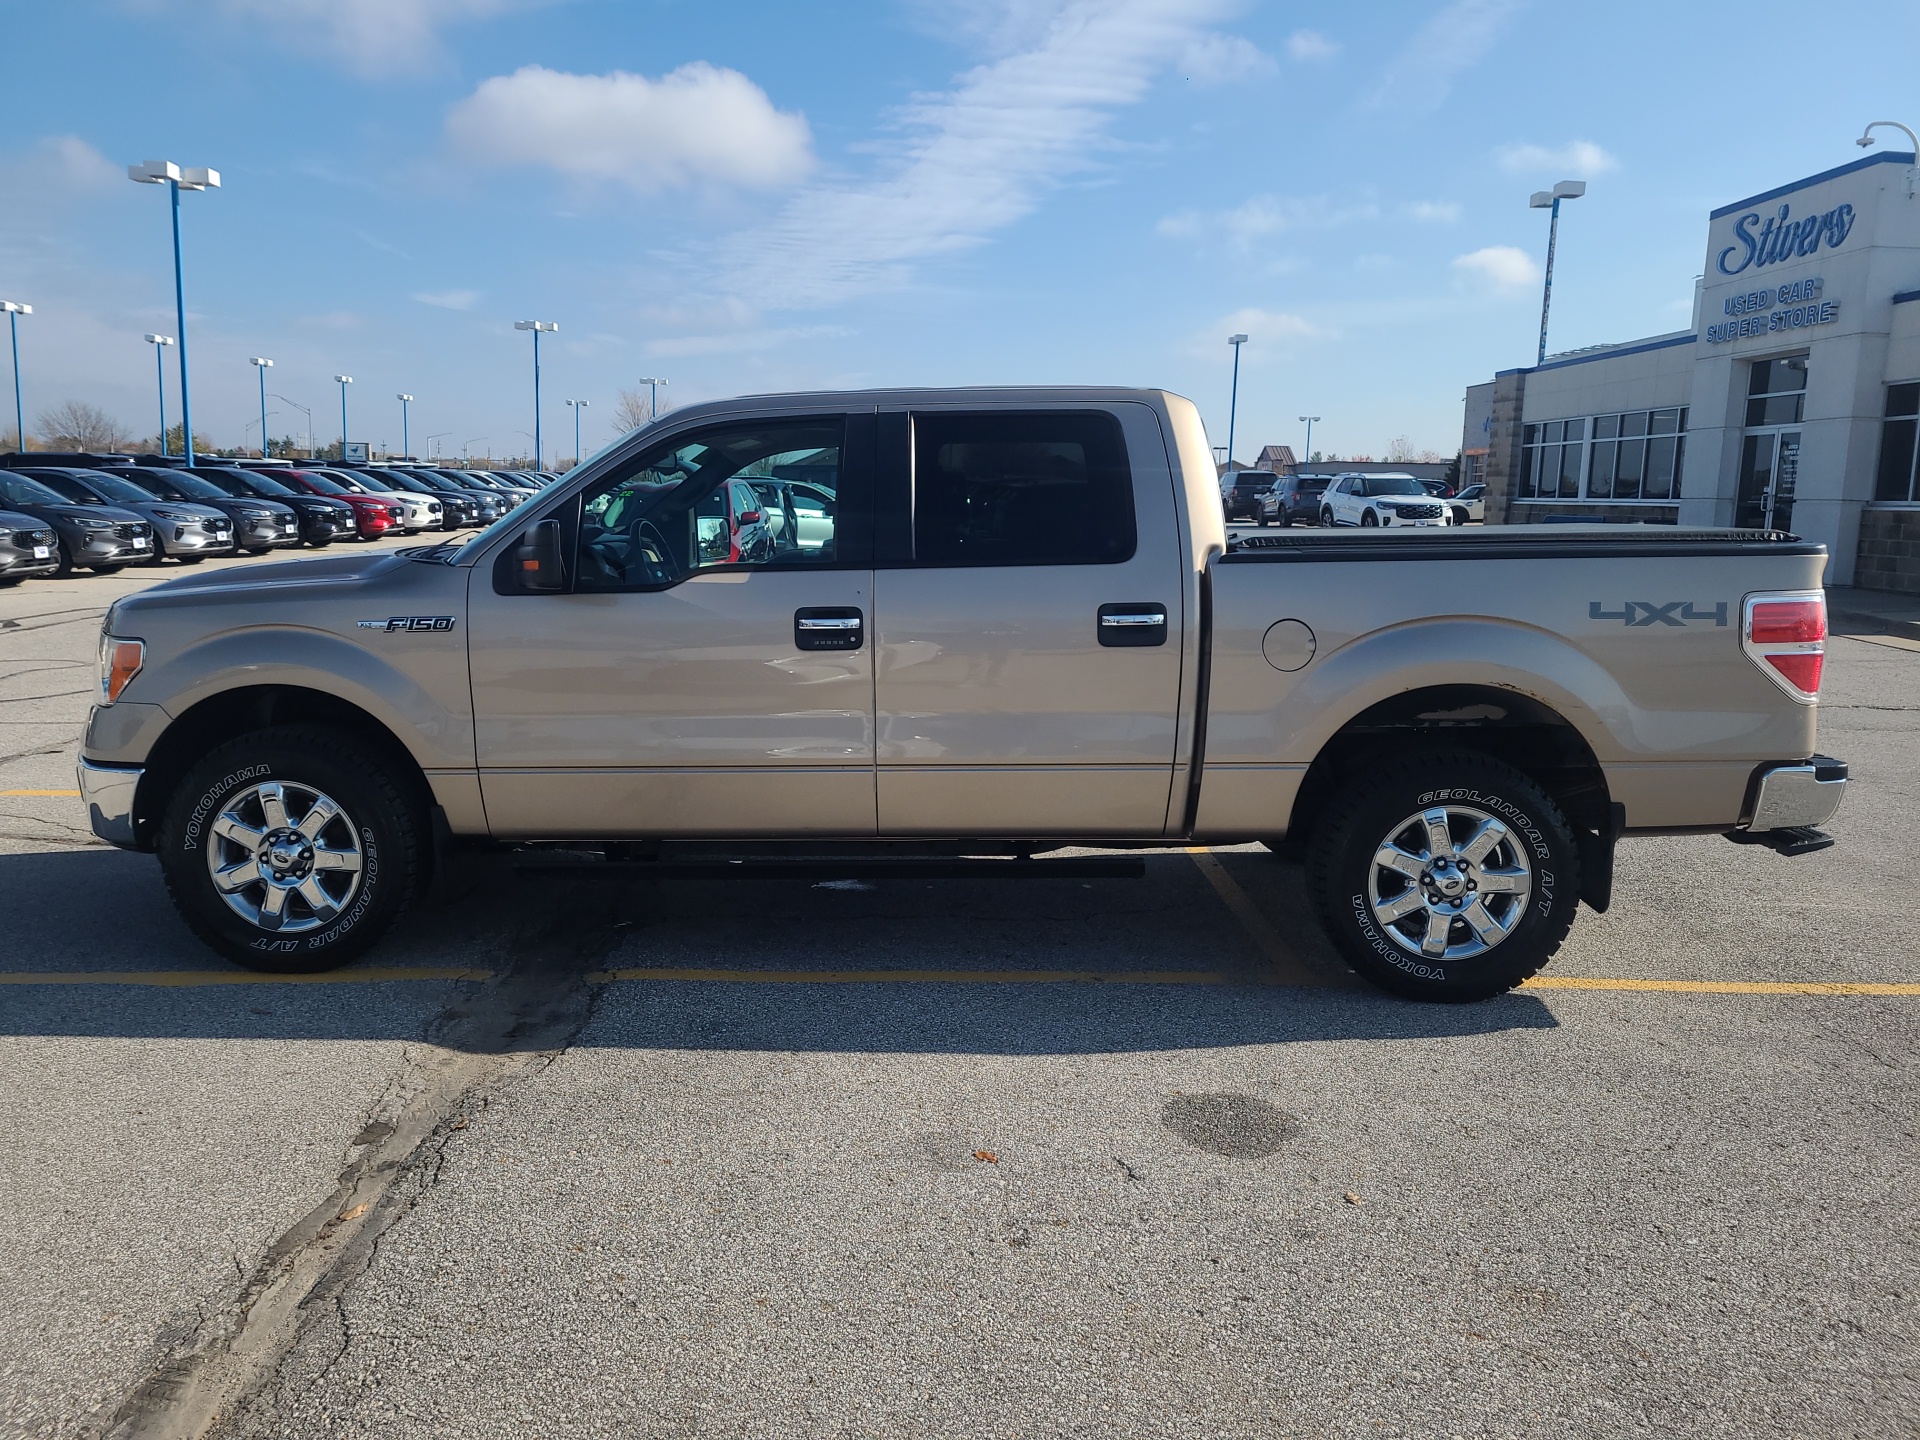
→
(512, 855, 1147, 881)
(1724, 826, 1835, 857)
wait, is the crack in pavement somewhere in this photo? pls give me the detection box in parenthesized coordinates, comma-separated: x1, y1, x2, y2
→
(96, 890, 631, 1440)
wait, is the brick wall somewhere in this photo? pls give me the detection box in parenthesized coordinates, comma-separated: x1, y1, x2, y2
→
(1855, 508, 1920, 595)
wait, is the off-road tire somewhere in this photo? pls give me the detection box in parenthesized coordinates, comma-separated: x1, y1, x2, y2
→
(158, 725, 426, 972)
(1306, 748, 1580, 1002)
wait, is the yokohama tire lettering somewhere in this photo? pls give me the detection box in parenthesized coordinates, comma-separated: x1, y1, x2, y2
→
(181, 763, 272, 852)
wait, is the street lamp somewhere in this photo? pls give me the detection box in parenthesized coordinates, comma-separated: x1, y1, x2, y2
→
(334, 375, 353, 454)
(514, 320, 558, 467)
(1225, 334, 1248, 474)
(249, 357, 273, 457)
(1299, 415, 1320, 464)
(565, 398, 588, 466)
(144, 335, 174, 454)
(636, 375, 667, 421)
(426, 431, 451, 461)
(396, 394, 413, 459)
(271, 394, 311, 457)
(128, 160, 219, 465)
(1856, 120, 1919, 197)
(1530, 179, 1586, 366)
(2, 301, 30, 454)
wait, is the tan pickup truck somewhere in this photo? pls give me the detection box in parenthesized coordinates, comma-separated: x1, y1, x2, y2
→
(78, 388, 1848, 1000)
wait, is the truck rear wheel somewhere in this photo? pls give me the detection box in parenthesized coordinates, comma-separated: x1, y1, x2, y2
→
(157, 725, 426, 972)
(1306, 749, 1579, 1001)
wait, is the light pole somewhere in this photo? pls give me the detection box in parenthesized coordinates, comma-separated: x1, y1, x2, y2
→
(249, 357, 273, 457)
(1530, 180, 1586, 366)
(145, 334, 174, 453)
(514, 320, 558, 467)
(637, 375, 667, 421)
(128, 160, 219, 465)
(1224, 333, 1248, 475)
(396, 394, 413, 459)
(1856, 120, 1920, 197)
(565, 398, 588, 467)
(334, 375, 353, 454)
(426, 432, 451, 461)
(2, 301, 30, 453)
(1299, 415, 1320, 464)
(271, 394, 311, 457)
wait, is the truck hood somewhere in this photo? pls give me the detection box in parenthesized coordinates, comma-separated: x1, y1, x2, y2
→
(127, 547, 414, 603)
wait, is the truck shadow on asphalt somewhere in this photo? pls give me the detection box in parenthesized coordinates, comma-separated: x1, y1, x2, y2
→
(1, 848, 1559, 1050)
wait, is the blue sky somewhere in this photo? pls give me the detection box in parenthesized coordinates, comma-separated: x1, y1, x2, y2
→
(3, 0, 1918, 463)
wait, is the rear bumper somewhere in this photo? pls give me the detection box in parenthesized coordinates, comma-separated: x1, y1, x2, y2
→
(1741, 755, 1848, 832)
(77, 758, 142, 848)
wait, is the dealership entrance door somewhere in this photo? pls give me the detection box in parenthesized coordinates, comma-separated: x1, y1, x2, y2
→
(1736, 356, 1806, 532)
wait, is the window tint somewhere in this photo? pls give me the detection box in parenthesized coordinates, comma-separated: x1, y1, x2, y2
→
(575, 418, 844, 592)
(1878, 382, 1920, 503)
(911, 411, 1133, 566)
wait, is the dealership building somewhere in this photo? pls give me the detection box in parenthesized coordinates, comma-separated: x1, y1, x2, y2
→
(1463, 147, 1920, 593)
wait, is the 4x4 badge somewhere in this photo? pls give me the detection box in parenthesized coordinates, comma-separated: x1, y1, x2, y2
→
(357, 616, 457, 632)
(1588, 601, 1727, 627)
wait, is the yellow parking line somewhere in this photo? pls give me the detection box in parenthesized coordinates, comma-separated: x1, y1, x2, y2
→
(1185, 848, 1328, 986)
(1524, 976, 1920, 996)
(0, 789, 81, 797)
(589, 967, 1239, 986)
(0, 967, 494, 987)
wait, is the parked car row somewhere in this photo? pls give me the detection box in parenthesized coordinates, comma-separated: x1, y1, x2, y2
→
(1221, 471, 1486, 530)
(0, 452, 560, 582)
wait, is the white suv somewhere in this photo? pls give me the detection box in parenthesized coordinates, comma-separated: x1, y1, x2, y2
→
(1319, 473, 1453, 528)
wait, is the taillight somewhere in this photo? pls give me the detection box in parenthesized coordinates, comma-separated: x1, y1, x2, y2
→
(1743, 592, 1825, 702)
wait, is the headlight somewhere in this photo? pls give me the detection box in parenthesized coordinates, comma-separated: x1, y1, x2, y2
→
(98, 635, 144, 704)
(0, 530, 10, 542)
(151, 508, 195, 521)
(78, 517, 115, 530)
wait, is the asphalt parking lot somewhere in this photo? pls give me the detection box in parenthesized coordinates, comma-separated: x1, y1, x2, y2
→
(2, 538, 1916, 1439)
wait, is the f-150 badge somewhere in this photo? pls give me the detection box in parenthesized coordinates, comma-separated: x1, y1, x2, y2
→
(1589, 601, 1727, 627)
(358, 615, 457, 632)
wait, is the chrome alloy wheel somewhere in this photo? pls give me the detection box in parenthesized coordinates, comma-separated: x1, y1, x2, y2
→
(205, 780, 364, 933)
(1367, 804, 1533, 962)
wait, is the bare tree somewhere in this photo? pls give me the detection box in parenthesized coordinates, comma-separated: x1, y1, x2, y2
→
(38, 400, 132, 452)
(612, 385, 668, 433)
(1386, 435, 1417, 463)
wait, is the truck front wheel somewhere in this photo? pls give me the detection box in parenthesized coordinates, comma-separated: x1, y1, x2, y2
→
(1306, 749, 1579, 1001)
(157, 725, 426, 972)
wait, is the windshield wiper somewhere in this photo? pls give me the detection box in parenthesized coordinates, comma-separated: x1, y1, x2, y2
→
(401, 540, 460, 563)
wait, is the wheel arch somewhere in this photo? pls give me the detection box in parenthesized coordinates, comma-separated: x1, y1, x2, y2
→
(131, 686, 436, 851)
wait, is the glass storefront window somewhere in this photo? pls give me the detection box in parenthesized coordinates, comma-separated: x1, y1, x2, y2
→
(1876, 382, 1920, 504)
(1746, 355, 1808, 427)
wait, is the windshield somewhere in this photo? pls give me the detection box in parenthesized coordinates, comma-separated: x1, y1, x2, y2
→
(0, 474, 72, 506)
(319, 470, 376, 493)
(292, 472, 349, 494)
(86, 473, 165, 507)
(234, 471, 297, 497)
(27, 473, 107, 504)
(1366, 477, 1428, 496)
(128, 469, 226, 502)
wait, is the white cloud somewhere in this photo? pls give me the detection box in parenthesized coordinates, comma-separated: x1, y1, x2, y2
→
(1495, 139, 1618, 176)
(1453, 245, 1539, 291)
(0, 135, 120, 197)
(217, 0, 543, 78)
(1158, 193, 1379, 249)
(1287, 29, 1339, 61)
(1365, 0, 1523, 112)
(721, 0, 1242, 310)
(446, 63, 815, 194)
(1404, 200, 1460, 223)
(414, 289, 479, 310)
(1180, 34, 1276, 85)
(1184, 307, 1329, 360)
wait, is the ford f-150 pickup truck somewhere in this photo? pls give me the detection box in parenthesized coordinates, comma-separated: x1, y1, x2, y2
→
(77, 388, 1848, 1000)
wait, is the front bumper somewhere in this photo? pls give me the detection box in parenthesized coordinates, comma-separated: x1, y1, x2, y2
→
(167, 525, 236, 554)
(1743, 755, 1848, 832)
(74, 532, 153, 562)
(77, 758, 142, 848)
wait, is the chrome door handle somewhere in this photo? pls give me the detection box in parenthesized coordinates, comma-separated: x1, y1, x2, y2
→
(1097, 603, 1167, 647)
(795, 607, 864, 651)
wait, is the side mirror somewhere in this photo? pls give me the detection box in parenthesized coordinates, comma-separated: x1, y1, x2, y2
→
(512, 518, 565, 592)
(736, 510, 762, 526)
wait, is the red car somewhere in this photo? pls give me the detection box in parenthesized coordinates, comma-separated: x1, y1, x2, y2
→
(280, 469, 403, 539)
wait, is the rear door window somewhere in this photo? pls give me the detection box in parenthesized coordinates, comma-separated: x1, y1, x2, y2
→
(910, 410, 1133, 566)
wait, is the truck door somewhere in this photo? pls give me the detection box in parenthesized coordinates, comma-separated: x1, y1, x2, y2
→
(871, 405, 1186, 836)
(467, 413, 876, 838)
